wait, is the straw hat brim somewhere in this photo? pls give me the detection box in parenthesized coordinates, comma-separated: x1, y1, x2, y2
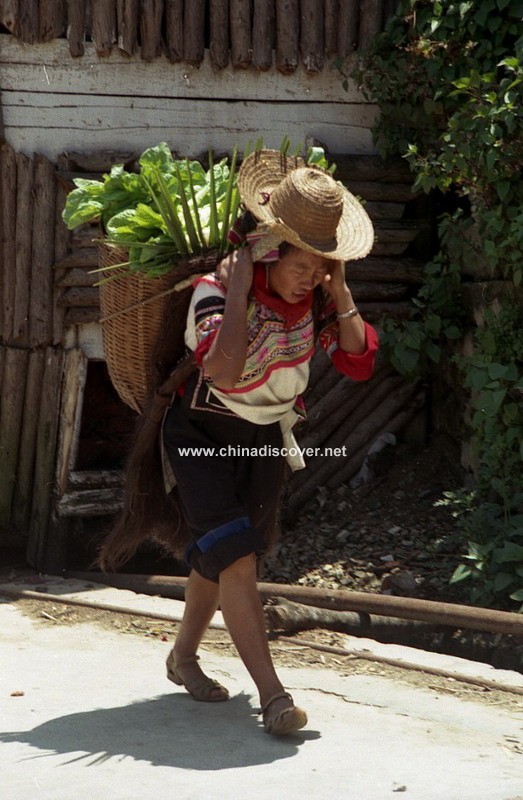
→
(238, 150, 374, 261)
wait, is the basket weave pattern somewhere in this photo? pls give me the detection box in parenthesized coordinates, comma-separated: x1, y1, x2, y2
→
(98, 243, 178, 413)
(98, 242, 221, 414)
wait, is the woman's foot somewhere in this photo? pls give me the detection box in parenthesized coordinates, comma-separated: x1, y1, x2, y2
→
(261, 692, 308, 735)
(166, 650, 230, 702)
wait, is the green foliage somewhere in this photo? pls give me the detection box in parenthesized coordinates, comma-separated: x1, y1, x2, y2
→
(62, 140, 335, 279)
(459, 305, 523, 505)
(349, 0, 523, 608)
(62, 143, 243, 277)
(437, 490, 523, 609)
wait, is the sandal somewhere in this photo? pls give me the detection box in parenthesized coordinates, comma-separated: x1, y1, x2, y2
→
(166, 651, 230, 703)
(262, 692, 308, 736)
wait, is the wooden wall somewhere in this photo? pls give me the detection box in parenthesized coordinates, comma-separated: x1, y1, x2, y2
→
(0, 0, 399, 68)
(0, 34, 377, 159)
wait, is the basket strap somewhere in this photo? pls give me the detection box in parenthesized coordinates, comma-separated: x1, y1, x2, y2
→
(99, 275, 206, 323)
(145, 355, 198, 423)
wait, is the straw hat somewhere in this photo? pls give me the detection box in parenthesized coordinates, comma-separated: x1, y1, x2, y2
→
(238, 150, 374, 261)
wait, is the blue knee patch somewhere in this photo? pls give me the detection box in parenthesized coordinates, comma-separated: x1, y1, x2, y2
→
(184, 516, 251, 564)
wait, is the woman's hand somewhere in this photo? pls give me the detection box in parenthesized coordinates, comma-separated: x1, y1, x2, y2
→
(321, 259, 348, 303)
(217, 247, 254, 297)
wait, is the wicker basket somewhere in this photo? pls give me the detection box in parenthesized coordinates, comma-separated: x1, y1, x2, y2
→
(98, 242, 220, 414)
(98, 243, 175, 413)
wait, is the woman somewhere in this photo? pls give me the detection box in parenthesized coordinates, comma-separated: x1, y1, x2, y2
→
(160, 151, 378, 736)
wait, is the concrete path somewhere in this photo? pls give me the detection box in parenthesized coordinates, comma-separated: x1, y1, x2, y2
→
(1, 586, 522, 800)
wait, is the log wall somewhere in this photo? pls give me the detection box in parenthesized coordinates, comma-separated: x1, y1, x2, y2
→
(0, 35, 377, 159)
(0, 0, 397, 67)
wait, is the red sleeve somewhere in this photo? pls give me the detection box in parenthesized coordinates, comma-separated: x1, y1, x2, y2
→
(193, 329, 219, 367)
(319, 320, 379, 381)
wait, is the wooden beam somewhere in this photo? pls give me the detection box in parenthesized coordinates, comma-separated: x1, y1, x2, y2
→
(324, 0, 339, 56)
(338, 0, 359, 57)
(333, 154, 414, 183)
(30, 154, 56, 347)
(66, 0, 86, 56)
(39, 0, 66, 42)
(164, 0, 183, 62)
(275, 0, 299, 73)
(13, 152, 33, 345)
(116, 0, 138, 55)
(0, 142, 16, 342)
(0, 0, 19, 36)
(300, 0, 323, 73)
(345, 256, 424, 284)
(57, 488, 124, 517)
(58, 287, 100, 307)
(54, 348, 88, 496)
(139, 0, 163, 61)
(12, 349, 46, 531)
(359, 0, 383, 52)
(64, 308, 101, 325)
(209, 0, 229, 70)
(0, 347, 29, 525)
(252, 0, 274, 71)
(53, 174, 70, 344)
(18, 0, 38, 43)
(183, 0, 205, 66)
(91, 0, 116, 56)
(68, 469, 125, 488)
(230, 0, 252, 69)
(27, 347, 64, 569)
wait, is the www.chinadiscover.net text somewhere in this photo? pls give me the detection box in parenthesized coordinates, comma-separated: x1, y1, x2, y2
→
(176, 445, 348, 458)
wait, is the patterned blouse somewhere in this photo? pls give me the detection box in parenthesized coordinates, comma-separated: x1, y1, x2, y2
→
(182, 263, 379, 470)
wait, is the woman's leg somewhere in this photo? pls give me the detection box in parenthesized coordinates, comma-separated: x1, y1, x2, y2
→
(218, 553, 286, 708)
(170, 569, 226, 698)
(174, 569, 220, 657)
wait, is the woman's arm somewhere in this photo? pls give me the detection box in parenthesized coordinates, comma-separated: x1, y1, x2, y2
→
(322, 260, 366, 355)
(201, 248, 253, 390)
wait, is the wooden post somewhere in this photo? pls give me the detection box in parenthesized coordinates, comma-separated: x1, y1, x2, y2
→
(359, 0, 383, 51)
(275, 0, 299, 73)
(285, 382, 423, 511)
(18, 0, 38, 43)
(165, 0, 183, 62)
(328, 390, 426, 489)
(39, 0, 66, 41)
(67, 0, 86, 56)
(338, 0, 359, 57)
(117, 0, 139, 55)
(0, 1, 20, 36)
(0, 347, 29, 526)
(0, 142, 16, 343)
(209, 0, 229, 70)
(324, 0, 338, 56)
(27, 347, 64, 569)
(300, 0, 323, 73)
(13, 152, 33, 346)
(139, 0, 163, 61)
(91, 0, 116, 56)
(55, 348, 88, 497)
(53, 173, 70, 345)
(30, 154, 56, 348)
(183, 0, 205, 66)
(230, 0, 252, 68)
(12, 349, 46, 531)
(252, 0, 274, 71)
